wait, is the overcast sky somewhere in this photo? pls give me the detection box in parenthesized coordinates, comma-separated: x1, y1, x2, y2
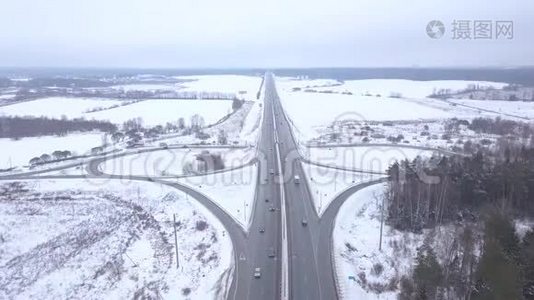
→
(1, 0, 533, 68)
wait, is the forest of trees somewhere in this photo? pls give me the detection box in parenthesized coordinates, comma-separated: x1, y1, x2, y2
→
(0, 116, 117, 138)
(387, 145, 534, 232)
(468, 117, 533, 137)
(399, 212, 534, 299)
(387, 118, 534, 298)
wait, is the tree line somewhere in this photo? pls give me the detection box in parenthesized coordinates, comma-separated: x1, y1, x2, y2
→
(387, 143, 534, 232)
(468, 117, 533, 137)
(0, 116, 117, 139)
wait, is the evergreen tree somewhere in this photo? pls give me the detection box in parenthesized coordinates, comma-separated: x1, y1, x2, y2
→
(522, 229, 534, 299)
(413, 245, 443, 299)
(472, 213, 522, 300)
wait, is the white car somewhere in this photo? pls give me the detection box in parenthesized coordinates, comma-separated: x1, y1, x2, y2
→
(254, 267, 261, 278)
(294, 175, 300, 184)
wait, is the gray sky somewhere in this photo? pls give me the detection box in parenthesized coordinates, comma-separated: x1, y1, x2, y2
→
(1, 0, 533, 68)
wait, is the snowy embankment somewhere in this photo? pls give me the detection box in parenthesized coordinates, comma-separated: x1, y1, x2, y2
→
(100, 147, 256, 177)
(238, 101, 264, 145)
(301, 162, 383, 215)
(0, 179, 233, 299)
(176, 164, 258, 231)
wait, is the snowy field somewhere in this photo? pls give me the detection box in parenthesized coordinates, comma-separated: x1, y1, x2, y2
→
(278, 92, 450, 141)
(0, 133, 105, 170)
(307, 146, 436, 174)
(0, 97, 233, 127)
(100, 147, 256, 177)
(176, 164, 258, 230)
(449, 98, 534, 120)
(75, 99, 233, 127)
(177, 75, 262, 101)
(0, 97, 122, 119)
(275, 77, 525, 142)
(309, 79, 507, 99)
(110, 83, 183, 92)
(0, 179, 233, 299)
(275, 77, 342, 91)
(301, 162, 383, 215)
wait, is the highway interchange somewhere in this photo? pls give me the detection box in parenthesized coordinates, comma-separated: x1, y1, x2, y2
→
(0, 72, 451, 299)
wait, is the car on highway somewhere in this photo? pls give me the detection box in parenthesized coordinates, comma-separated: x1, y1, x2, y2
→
(254, 267, 261, 278)
(269, 168, 274, 175)
(147, 177, 154, 182)
(259, 227, 265, 233)
(265, 198, 269, 202)
(294, 175, 300, 184)
(269, 206, 276, 212)
(301, 218, 308, 226)
(159, 142, 168, 149)
(268, 247, 276, 258)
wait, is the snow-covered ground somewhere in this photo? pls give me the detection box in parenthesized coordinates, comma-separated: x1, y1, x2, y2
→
(0, 97, 122, 119)
(35, 164, 88, 176)
(177, 75, 262, 102)
(308, 118, 501, 153)
(176, 164, 258, 230)
(0, 179, 233, 299)
(80, 99, 234, 127)
(110, 83, 183, 92)
(0, 97, 233, 127)
(0, 133, 106, 170)
(307, 146, 436, 174)
(449, 98, 534, 120)
(301, 162, 384, 215)
(237, 101, 263, 145)
(100, 147, 256, 177)
(310, 79, 506, 99)
(275, 77, 342, 91)
(152, 100, 263, 147)
(275, 77, 525, 143)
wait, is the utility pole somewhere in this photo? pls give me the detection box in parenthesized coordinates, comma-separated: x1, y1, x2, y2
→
(379, 195, 384, 251)
(173, 214, 179, 268)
